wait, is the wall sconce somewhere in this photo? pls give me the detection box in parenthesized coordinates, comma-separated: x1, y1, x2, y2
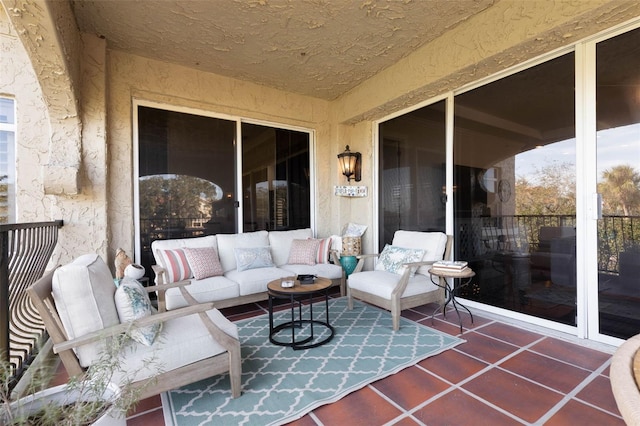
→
(337, 145, 361, 182)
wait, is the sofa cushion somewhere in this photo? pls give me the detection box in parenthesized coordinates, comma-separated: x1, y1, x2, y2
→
(114, 278, 161, 346)
(152, 235, 218, 262)
(288, 239, 320, 265)
(234, 247, 275, 272)
(349, 270, 439, 299)
(316, 237, 333, 264)
(225, 267, 292, 296)
(156, 248, 192, 283)
(280, 263, 344, 280)
(110, 308, 238, 385)
(52, 254, 120, 367)
(184, 247, 223, 279)
(268, 228, 313, 266)
(392, 231, 448, 275)
(165, 276, 240, 310)
(217, 231, 269, 272)
(375, 244, 425, 277)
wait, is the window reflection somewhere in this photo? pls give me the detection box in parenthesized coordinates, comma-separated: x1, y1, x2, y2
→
(454, 52, 577, 325)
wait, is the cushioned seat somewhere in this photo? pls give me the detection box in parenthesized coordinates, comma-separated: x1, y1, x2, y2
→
(348, 231, 453, 331)
(28, 254, 242, 399)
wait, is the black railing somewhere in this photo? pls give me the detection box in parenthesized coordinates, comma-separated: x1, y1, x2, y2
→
(457, 214, 640, 274)
(0, 220, 63, 381)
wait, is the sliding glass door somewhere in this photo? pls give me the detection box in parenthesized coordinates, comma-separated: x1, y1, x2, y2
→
(136, 105, 311, 278)
(595, 27, 640, 339)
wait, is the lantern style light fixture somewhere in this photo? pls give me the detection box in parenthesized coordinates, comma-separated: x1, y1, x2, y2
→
(337, 145, 361, 182)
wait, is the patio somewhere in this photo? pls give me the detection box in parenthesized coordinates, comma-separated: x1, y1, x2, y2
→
(118, 290, 621, 426)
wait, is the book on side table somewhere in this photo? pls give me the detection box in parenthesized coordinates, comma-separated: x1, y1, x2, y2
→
(431, 260, 469, 274)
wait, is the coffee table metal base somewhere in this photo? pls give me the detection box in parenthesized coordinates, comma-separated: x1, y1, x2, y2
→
(268, 292, 334, 350)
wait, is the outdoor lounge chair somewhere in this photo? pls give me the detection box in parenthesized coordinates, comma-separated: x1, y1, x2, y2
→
(27, 254, 241, 399)
(347, 231, 453, 331)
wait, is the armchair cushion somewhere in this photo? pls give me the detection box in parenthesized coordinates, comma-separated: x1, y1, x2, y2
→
(184, 247, 223, 279)
(114, 278, 162, 346)
(52, 254, 120, 367)
(392, 231, 448, 275)
(349, 270, 439, 299)
(287, 239, 321, 265)
(375, 244, 425, 277)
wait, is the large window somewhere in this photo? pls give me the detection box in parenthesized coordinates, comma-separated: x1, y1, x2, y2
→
(136, 105, 311, 275)
(0, 98, 15, 223)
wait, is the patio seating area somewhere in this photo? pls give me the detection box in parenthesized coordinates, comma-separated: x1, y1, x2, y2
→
(110, 289, 622, 425)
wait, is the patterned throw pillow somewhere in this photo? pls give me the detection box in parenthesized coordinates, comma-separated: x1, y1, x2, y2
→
(315, 237, 333, 264)
(114, 278, 162, 346)
(157, 249, 192, 283)
(288, 239, 321, 265)
(183, 247, 223, 280)
(234, 247, 274, 272)
(375, 244, 426, 277)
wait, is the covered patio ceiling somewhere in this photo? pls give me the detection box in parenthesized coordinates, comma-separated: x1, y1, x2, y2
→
(70, 0, 496, 101)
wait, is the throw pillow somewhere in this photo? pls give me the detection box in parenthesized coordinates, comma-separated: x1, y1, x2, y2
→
(288, 239, 321, 265)
(183, 247, 223, 279)
(114, 278, 162, 346)
(315, 237, 333, 264)
(234, 247, 274, 272)
(375, 244, 426, 277)
(157, 248, 192, 283)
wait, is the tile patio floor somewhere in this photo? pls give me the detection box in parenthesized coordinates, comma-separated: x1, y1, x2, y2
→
(125, 292, 624, 426)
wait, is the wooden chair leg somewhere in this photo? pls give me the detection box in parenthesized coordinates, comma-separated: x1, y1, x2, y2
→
(392, 304, 400, 331)
(229, 341, 242, 398)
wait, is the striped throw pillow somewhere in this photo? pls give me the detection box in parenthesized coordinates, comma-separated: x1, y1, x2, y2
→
(157, 249, 192, 283)
(315, 237, 333, 264)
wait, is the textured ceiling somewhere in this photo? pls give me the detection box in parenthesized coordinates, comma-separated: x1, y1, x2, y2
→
(70, 0, 495, 100)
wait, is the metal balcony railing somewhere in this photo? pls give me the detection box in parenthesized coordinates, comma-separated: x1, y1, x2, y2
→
(0, 220, 63, 383)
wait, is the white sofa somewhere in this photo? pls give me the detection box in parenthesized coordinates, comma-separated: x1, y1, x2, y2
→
(151, 228, 345, 310)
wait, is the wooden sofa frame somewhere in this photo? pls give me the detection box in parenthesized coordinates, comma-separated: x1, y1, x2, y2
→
(347, 235, 453, 331)
(27, 269, 242, 399)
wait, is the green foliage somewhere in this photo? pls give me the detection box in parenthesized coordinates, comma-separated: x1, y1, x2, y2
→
(597, 164, 640, 216)
(515, 161, 576, 215)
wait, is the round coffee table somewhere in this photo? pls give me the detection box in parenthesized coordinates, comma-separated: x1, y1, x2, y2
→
(267, 276, 335, 350)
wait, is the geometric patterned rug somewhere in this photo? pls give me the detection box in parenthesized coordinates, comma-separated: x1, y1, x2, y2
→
(162, 297, 464, 426)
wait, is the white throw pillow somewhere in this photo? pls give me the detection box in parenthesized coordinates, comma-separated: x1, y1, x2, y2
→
(234, 247, 274, 272)
(288, 239, 320, 265)
(375, 244, 426, 277)
(115, 278, 162, 346)
(183, 247, 223, 279)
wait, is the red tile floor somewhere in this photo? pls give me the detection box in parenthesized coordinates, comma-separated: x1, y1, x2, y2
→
(125, 293, 623, 425)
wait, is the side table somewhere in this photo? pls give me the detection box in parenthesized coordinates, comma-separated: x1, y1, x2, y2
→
(429, 267, 476, 333)
(267, 277, 335, 350)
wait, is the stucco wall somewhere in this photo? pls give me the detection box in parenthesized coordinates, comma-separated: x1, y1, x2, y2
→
(106, 52, 336, 260)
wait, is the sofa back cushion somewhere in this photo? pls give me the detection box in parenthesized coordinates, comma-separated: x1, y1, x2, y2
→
(217, 230, 270, 272)
(151, 235, 218, 261)
(268, 228, 313, 266)
(392, 231, 448, 276)
(52, 254, 120, 367)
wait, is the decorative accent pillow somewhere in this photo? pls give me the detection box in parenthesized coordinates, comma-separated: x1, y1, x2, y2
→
(157, 249, 192, 283)
(183, 247, 223, 280)
(234, 247, 274, 272)
(288, 239, 321, 265)
(315, 237, 333, 264)
(375, 244, 426, 277)
(114, 278, 162, 346)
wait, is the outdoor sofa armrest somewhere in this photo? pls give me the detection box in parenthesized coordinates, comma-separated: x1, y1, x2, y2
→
(354, 253, 379, 273)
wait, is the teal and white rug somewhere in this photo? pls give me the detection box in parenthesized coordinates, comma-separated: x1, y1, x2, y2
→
(162, 297, 464, 426)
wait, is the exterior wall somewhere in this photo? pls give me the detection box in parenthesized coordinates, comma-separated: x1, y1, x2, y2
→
(107, 52, 332, 261)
